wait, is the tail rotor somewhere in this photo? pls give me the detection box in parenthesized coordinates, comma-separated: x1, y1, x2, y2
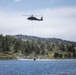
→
(41, 17, 43, 21)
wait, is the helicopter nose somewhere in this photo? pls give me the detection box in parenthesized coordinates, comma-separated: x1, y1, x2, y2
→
(27, 18, 29, 20)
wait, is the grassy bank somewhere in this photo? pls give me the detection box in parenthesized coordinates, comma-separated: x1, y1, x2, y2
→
(0, 54, 16, 60)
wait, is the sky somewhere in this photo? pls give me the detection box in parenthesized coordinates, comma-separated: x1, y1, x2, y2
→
(0, 0, 76, 41)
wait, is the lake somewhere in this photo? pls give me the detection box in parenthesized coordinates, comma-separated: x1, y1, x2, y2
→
(0, 59, 76, 75)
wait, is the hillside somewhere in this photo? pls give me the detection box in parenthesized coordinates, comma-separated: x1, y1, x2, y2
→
(0, 34, 76, 59)
(13, 34, 76, 44)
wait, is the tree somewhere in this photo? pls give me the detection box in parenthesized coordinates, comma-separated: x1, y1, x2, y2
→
(73, 52, 76, 59)
(54, 52, 59, 58)
(60, 44, 65, 52)
(14, 40, 22, 52)
(67, 45, 75, 52)
(24, 47, 30, 55)
(64, 54, 67, 59)
(41, 50, 45, 55)
(1, 36, 10, 53)
(0, 34, 3, 52)
(68, 52, 71, 59)
(40, 43, 45, 51)
(35, 45, 41, 55)
(47, 44, 52, 51)
(59, 53, 62, 58)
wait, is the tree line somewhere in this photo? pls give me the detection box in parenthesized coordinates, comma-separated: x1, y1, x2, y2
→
(0, 34, 76, 59)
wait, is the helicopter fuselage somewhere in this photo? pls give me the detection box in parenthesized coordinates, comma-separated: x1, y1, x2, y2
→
(27, 16, 43, 21)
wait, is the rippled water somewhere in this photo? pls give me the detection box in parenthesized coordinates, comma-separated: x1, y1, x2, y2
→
(0, 60, 76, 75)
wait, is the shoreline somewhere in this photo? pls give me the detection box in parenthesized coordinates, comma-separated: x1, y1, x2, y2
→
(17, 58, 76, 61)
(0, 59, 76, 61)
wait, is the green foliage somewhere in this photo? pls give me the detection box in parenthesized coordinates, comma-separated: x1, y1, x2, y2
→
(0, 34, 76, 59)
(59, 53, 63, 58)
(59, 44, 65, 52)
(0, 54, 16, 60)
(67, 52, 72, 59)
(64, 54, 68, 59)
(54, 52, 59, 58)
(73, 52, 76, 59)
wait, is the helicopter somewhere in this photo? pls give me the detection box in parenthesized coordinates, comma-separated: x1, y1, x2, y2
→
(23, 15, 43, 21)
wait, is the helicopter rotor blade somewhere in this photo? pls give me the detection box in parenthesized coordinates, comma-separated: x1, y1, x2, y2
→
(22, 15, 31, 16)
(33, 15, 43, 17)
(22, 14, 43, 16)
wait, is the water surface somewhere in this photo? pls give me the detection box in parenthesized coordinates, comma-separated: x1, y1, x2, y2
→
(0, 60, 76, 75)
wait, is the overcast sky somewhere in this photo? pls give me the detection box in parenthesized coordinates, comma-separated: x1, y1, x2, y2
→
(0, 0, 76, 41)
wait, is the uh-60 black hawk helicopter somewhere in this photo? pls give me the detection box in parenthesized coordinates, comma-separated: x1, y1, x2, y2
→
(23, 14, 43, 21)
